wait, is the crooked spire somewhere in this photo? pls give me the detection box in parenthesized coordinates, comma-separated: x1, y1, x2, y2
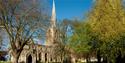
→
(51, 0, 56, 27)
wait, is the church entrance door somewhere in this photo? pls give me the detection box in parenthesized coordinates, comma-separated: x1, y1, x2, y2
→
(27, 55, 32, 63)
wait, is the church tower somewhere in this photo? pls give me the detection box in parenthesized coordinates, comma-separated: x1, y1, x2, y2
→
(46, 0, 57, 46)
(51, 0, 56, 27)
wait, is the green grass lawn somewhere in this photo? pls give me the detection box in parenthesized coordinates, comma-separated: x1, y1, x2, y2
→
(0, 61, 11, 63)
(77, 61, 97, 63)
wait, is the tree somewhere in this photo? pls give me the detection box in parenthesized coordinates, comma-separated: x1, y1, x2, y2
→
(0, 23, 3, 48)
(51, 19, 72, 61)
(0, 27, 4, 49)
(87, 0, 125, 63)
(69, 21, 92, 62)
(0, 33, 2, 48)
(0, 0, 49, 63)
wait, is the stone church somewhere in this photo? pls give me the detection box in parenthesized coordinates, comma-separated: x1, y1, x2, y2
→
(9, 0, 72, 63)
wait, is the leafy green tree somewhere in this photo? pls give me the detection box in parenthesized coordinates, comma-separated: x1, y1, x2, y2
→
(69, 21, 92, 62)
(87, 0, 125, 63)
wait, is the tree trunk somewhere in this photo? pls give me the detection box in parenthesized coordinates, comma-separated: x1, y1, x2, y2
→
(86, 58, 90, 63)
(97, 50, 101, 63)
(86, 55, 90, 63)
(116, 51, 122, 63)
(13, 57, 18, 63)
(103, 56, 107, 63)
(121, 56, 125, 63)
(12, 51, 21, 63)
(13, 55, 19, 63)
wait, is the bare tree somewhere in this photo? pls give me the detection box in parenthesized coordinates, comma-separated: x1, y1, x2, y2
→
(52, 19, 72, 62)
(0, 0, 49, 63)
(0, 24, 4, 49)
(0, 30, 2, 48)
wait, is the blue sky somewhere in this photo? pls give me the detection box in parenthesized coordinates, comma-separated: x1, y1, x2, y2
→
(49, 0, 94, 20)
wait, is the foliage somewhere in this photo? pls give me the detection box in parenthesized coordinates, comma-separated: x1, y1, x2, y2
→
(88, 0, 125, 42)
(68, 0, 125, 63)
(87, 0, 125, 62)
(69, 21, 92, 58)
